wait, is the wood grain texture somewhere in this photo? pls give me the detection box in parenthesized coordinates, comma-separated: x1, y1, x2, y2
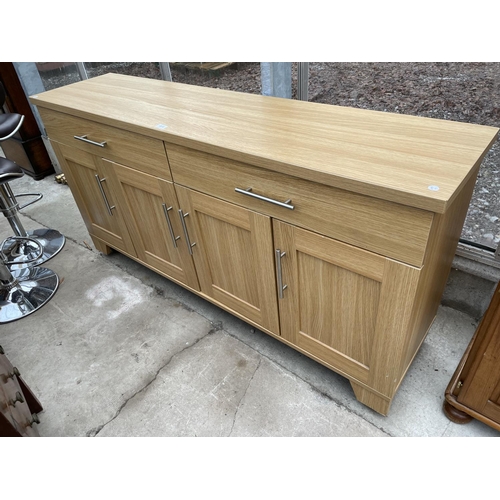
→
(168, 143, 433, 266)
(444, 281, 500, 431)
(30, 73, 499, 213)
(104, 161, 200, 290)
(274, 220, 421, 404)
(350, 383, 391, 416)
(175, 186, 280, 334)
(402, 168, 480, 374)
(51, 141, 137, 256)
(36, 73, 500, 416)
(38, 107, 172, 179)
(457, 282, 500, 421)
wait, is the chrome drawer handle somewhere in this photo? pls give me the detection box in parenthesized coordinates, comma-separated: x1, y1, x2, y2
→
(94, 175, 115, 216)
(74, 135, 107, 147)
(275, 249, 288, 299)
(235, 187, 294, 210)
(162, 204, 180, 248)
(178, 210, 196, 255)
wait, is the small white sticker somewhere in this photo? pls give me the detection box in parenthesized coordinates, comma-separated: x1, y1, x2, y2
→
(156, 123, 168, 130)
(428, 185, 440, 191)
(31, 95, 38, 98)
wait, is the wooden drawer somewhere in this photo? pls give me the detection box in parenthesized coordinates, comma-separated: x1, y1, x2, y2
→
(38, 107, 172, 180)
(167, 143, 433, 267)
(0, 371, 36, 435)
(0, 350, 41, 436)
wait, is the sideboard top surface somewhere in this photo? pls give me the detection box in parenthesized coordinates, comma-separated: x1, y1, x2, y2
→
(30, 73, 499, 213)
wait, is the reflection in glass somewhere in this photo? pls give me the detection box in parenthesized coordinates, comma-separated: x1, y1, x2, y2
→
(306, 62, 500, 250)
(84, 62, 162, 80)
(35, 63, 81, 91)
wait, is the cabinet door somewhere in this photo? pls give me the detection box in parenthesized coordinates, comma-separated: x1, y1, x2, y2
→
(175, 186, 280, 335)
(107, 161, 200, 290)
(273, 220, 420, 407)
(52, 141, 136, 256)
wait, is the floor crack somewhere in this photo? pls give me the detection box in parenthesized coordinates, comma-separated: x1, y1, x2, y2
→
(228, 357, 261, 437)
(19, 211, 95, 252)
(85, 325, 215, 437)
(222, 330, 394, 437)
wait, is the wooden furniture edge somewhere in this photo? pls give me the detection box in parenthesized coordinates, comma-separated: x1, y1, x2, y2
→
(30, 79, 499, 214)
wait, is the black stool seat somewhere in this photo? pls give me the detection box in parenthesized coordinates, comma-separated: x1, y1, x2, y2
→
(0, 113, 24, 141)
(0, 157, 23, 184)
(0, 84, 24, 141)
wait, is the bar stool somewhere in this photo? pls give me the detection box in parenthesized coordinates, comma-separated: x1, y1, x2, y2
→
(0, 157, 65, 267)
(0, 251, 59, 324)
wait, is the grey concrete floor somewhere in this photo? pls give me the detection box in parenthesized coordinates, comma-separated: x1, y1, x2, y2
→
(1, 173, 499, 437)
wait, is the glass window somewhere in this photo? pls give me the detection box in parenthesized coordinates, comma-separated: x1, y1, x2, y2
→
(168, 62, 261, 94)
(35, 62, 81, 90)
(83, 62, 162, 80)
(306, 62, 500, 250)
(32, 62, 500, 251)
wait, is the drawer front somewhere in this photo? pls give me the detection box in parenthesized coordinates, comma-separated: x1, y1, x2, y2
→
(167, 144, 433, 267)
(0, 373, 35, 434)
(38, 107, 172, 180)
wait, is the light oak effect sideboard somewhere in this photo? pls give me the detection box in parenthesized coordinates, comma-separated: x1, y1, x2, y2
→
(30, 74, 499, 415)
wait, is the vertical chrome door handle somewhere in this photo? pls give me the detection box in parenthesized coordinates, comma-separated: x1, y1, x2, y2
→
(94, 174, 115, 216)
(275, 249, 288, 299)
(162, 204, 180, 247)
(178, 209, 196, 255)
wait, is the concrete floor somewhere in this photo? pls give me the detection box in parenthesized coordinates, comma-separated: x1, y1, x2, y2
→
(1, 173, 499, 437)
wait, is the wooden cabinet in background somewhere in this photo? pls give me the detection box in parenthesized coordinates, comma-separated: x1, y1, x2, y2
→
(30, 74, 499, 415)
(0, 63, 54, 179)
(0, 345, 43, 437)
(444, 280, 500, 431)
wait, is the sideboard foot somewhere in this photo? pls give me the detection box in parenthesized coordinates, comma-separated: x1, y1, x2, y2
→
(350, 382, 391, 416)
(92, 238, 113, 255)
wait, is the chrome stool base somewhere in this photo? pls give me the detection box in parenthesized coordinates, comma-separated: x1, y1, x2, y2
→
(2, 228, 66, 269)
(0, 266, 59, 324)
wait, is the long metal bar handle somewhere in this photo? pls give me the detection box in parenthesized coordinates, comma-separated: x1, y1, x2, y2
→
(178, 209, 196, 255)
(275, 249, 288, 299)
(162, 204, 180, 248)
(94, 175, 115, 216)
(74, 135, 107, 148)
(235, 187, 294, 210)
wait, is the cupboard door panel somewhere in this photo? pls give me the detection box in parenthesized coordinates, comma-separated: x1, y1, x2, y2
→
(274, 220, 420, 393)
(51, 141, 136, 255)
(298, 252, 381, 368)
(175, 186, 280, 334)
(107, 162, 199, 290)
